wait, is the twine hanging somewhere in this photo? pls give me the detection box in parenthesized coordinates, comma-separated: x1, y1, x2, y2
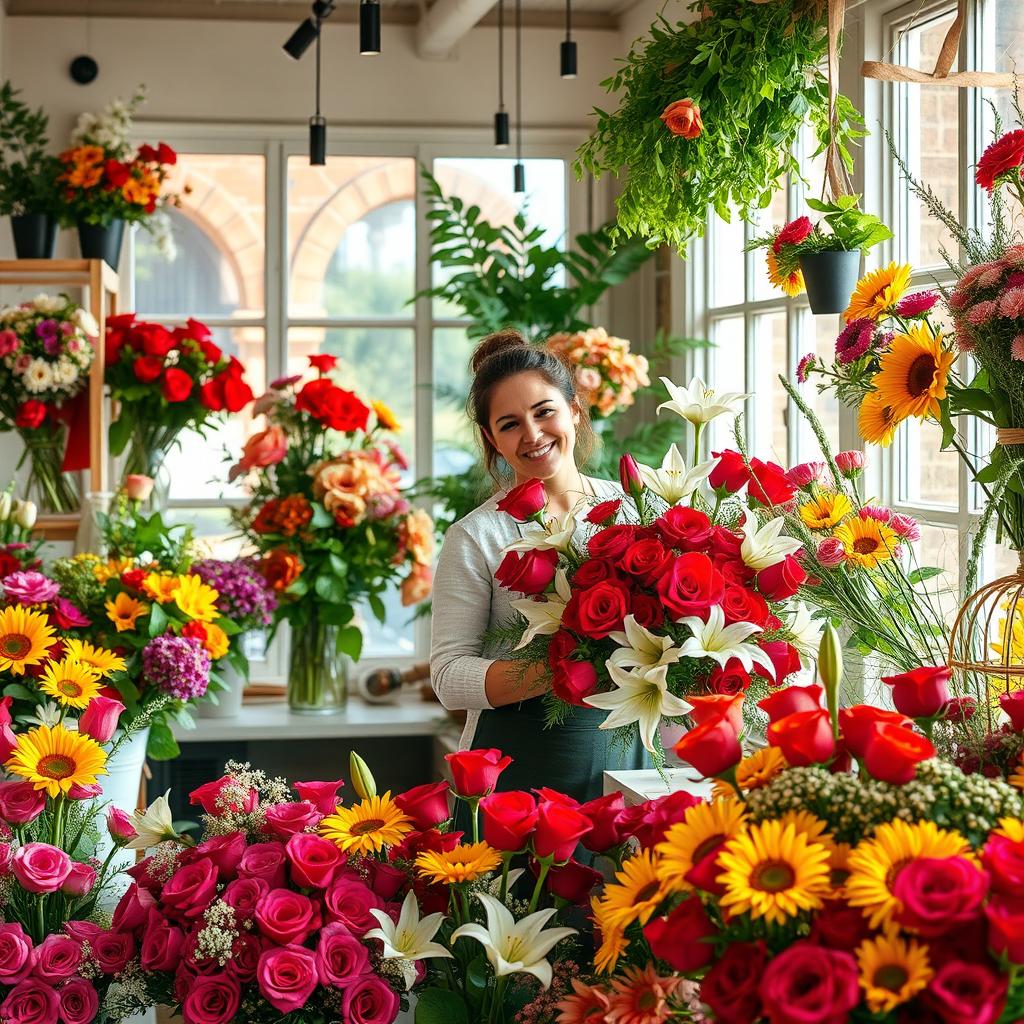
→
(825, 0, 852, 200)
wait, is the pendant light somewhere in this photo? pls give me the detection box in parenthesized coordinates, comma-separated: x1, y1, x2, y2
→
(309, 5, 326, 165)
(494, 0, 509, 148)
(560, 0, 577, 78)
(513, 0, 525, 193)
(360, 0, 381, 55)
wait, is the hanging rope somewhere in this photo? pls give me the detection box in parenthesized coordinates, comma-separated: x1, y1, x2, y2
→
(825, 0, 853, 200)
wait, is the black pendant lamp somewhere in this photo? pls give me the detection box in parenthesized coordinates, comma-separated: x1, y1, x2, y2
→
(494, 0, 509, 147)
(560, 0, 577, 78)
(309, 7, 326, 164)
(360, 0, 381, 55)
(513, 0, 524, 192)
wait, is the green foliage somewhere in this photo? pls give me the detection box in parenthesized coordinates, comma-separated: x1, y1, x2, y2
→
(575, 0, 864, 251)
(802, 195, 892, 253)
(416, 168, 654, 341)
(99, 492, 195, 572)
(0, 81, 60, 217)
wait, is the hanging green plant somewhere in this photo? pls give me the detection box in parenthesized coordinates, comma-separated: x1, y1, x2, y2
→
(575, 0, 864, 251)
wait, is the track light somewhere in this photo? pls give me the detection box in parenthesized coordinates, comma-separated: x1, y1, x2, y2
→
(283, 1, 335, 59)
(360, 0, 381, 55)
(560, 0, 576, 78)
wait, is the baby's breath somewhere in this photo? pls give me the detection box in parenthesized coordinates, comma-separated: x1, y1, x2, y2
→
(195, 900, 238, 966)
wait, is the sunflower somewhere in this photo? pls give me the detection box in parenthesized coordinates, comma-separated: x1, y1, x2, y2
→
(716, 819, 831, 925)
(591, 895, 630, 975)
(777, 809, 833, 847)
(995, 817, 1024, 841)
(833, 516, 900, 570)
(829, 842, 853, 890)
(105, 592, 149, 633)
(318, 792, 413, 855)
(799, 492, 854, 530)
(766, 251, 805, 297)
(61, 639, 126, 677)
(142, 573, 179, 603)
(872, 324, 956, 423)
(415, 842, 502, 885)
(38, 659, 102, 709)
(845, 820, 973, 928)
(171, 574, 220, 623)
(372, 399, 400, 431)
(655, 798, 748, 894)
(858, 391, 903, 447)
(596, 849, 667, 930)
(712, 747, 787, 799)
(0, 606, 56, 675)
(856, 933, 933, 1014)
(5, 724, 107, 798)
(843, 262, 912, 322)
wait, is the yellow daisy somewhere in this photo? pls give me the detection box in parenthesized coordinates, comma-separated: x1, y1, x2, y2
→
(319, 792, 413, 855)
(844, 262, 912, 322)
(591, 894, 630, 975)
(655, 798, 749, 894)
(415, 842, 502, 885)
(105, 592, 149, 633)
(5, 724, 107, 798)
(766, 250, 805, 297)
(171, 574, 220, 624)
(92, 557, 135, 583)
(799, 492, 854, 530)
(872, 323, 956, 423)
(995, 817, 1024, 841)
(845, 820, 973, 929)
(372, 399, 400, 431)
(142, 573, 179, 603)
(595, 849, 667, 930)
(712, 747, 788, 799)
(202, 622, 230, 660)
(856, 933, 933, 1014)
(833, 516, 900, 570)
(858, 391, 903, 447)
(0, 605, 56, 676)
(61, 639, 126, 678)
(716, 819, 832, 926)
(38, 659, 102, 709)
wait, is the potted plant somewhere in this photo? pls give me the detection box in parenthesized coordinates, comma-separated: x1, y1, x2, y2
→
(750, 196, 893, 314)
(0, 81, 61, 258)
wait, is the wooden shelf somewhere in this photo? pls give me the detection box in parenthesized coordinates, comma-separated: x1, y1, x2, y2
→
(34, 513, 81, 543)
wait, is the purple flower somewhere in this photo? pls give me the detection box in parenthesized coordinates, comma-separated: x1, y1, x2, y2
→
(835, 319, 874, 364)
(141, 635, 210, 701)
(2, 571, 60, 605)
(269, 374, 303, 390)
(895, 291, 939, 317)
(42, 335, 62, 355)
(34, 319, 58, 342)
(192, 558, 277, 629)
(795, 353, 816, 383)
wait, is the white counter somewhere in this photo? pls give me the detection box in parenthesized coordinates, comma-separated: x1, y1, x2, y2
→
(603, 767, 714, 805)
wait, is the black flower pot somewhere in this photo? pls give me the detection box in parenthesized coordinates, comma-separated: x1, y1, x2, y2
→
(76, 218, 125, 269)
(10, 212, 57, 259)
(799, 250, 862, 315)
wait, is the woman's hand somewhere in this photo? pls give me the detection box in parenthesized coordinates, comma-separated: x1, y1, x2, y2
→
(484, 660, 551, 708)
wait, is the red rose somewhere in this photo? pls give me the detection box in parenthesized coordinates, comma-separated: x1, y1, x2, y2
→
(237, 842, 287, 889)
(14, 400, 46, 429)
(494, 478, 547, 521)
(759, 942, 860, 1024)
(810, 900, 872, 951)
(862, 722, 935, 784)
(616, 789, 701, 849)
(700, 941, 767, 1024)
(196, 831, 247, 879)
(137, 323, 175, 357)
(546, 629, 579, 670)
(182, 973, 240, 1024)
(494, 548, 558, 595)
(293, 779, 344, 815)
(882, 666, 952, 720)
(57, 977, 97, 1024)
(619, 453, 643, 496)
(983, 833, 1024, 896)
(656, 506, 712, 550)
(759, 640, 802, 684)
(894, 855, 988, 937)
(708, 659, 751, 695)
(215, 362, 254, 412)
(587, 524, 637, 561)
(294, 379, 369, 431)
(767, 709, 836, 767)
(157, 142, 177, 165)
(673, 714, 741, 777)
(976, 129, 1024, 191)
(774, 216, 814, 251)
(757, 554, 807, 601)
(161, 859, 218, 921)
(533, 800, 591, 861)
(33, 933, 82, 983)
(365, 859, 406, 899)
(709, 450, 750, 493)
(578, 792, 625, 852)
(720, 584, 771, 627)
(689, 693, 745, 733)
(191, 777, 257, 816)
(445, 748, 512, 797)
(394, 780, 451, 830)
(621, 538, 672, 584)
(254, 888, 320, 945)
(285, 832, 344, 889)
(199, 339, 223, 364)
(322, 876, 383, 935)
(999, 690, 1024, 731)
(162, 366, 193, 402)
(0, 922, 33, 985)
(0, 979, 59, 1024)
(563, 581, 630, 640)
(985, 897, 1024, 963)
(308, 352, 338, 374)
(222, 877, 269, 921)
(657, 552, 725, 619)
(140, 913, 185, 972)
(838, 705, 912, 758)
(571, 559, 617, 587)
(943, 696, 977, 724)
(923, 960, 1008, 1024)
(480, 790, 537, 851)
(91, 929, 135, 974)
(585, 499, 621, 526)
(759, 684, 823, 723)
(263, 801, 321, 839)
(748, 457, 796, 507)
(643, 896, 717, 972)
(390, 828, 463, 861)
(551, 660, 598, 706)
(315, 921, 370, 986)
(133, 355, 164, 383)
(341, 973, 399, 1024)
(630, 593, 665, 629)
(660, 97, 703, 139)
(543, 857, 603, 904)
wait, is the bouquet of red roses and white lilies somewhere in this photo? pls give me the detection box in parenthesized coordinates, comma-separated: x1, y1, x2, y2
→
(493, 378, 815, 764)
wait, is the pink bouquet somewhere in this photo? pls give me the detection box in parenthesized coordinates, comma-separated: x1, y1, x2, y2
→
(545, 327, 649, 419)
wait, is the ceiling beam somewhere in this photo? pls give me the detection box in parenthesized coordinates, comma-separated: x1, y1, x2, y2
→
(416, 0, 496, 58)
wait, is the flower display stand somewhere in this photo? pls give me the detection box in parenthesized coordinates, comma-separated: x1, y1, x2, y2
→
(0, 259, 118, 541)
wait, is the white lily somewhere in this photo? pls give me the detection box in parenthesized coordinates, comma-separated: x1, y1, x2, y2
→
(677, 605, 776, 677)
(510, 570, 571, 650)
(503, 510, 578, 555)
(657, 376, 751, 426)
(125, 791, 181, 850)
(608, 615, 683, 671)
(584, 663, 693, 753)
(739, 513, 803, 571)
(787, 602, 822, 657)
(366, 890, 452, 990)
(24, 701, 62, 729)
(637, 445, 719, 505)
(451, 892, 576, 989)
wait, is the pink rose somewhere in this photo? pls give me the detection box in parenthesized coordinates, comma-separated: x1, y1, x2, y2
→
(316, 921, 371, 987)
(190, 776, 257, 815)
(294, 779, 344, 815)
(124, 474, 155, 501)
(286, 832, 344, 889)
(182, 972, 242, 1024)
(324, 875, 384, 935)
(342, 973, 400, 1024)
(79, 696, 126, 744)
(264, 800, 322, 839)
(91, 929, 134, 974)
(365, 860, 406, 900)
(161, 858, 219, 921)
(197, 831, 247, 880)
(0, 843, 11, 874)
(12, 843, 72, 894)
(33, 934, 81, 983)
(106, 807, 137, 846)
(112, 883, 156, 933)
(834, 450, 866, 478)
(233, 425, 288, 479)
(66, 782, 103, 801)
(57, 977, 98, 1024)
(60, 861, 96, 897)
(0, 978, 59, 1024)
(238, 841, 287, 888)
(0, 923, 35, 984)
(254, 888, 320, 944)
(222, 876, 270, 921)
(141, 911, 186, 971)
(0, 781, 46, 825)
(257, 944, 319, 1015)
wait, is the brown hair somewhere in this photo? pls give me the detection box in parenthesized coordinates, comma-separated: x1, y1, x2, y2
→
(467, 328, 595, 484)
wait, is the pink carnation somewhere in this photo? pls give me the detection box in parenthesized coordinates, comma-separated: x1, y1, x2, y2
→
(888, 513, 921, 542)
(2, 572, 59, 605)
(1006, 271, 1024, 290)
(859, 505, 893, 523)
(978, 265, 1006, 289)
(795, 353, 816, 383)
(895, 291, 940, 316)
(835, 319, 874, 364)
(834, 450, 866, 478)
(998, 287, 1024, 319)
(1013, 335, 1024, 361)
(786, 462, 826, 490)
(966, 300, 997, 325)
(817, 538, 847, 568)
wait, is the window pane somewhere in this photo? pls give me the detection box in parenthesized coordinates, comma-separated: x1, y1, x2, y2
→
(796, 310, 841, 462)
(287, 157, 417, 319)
(912, 524, 960, 622)
(433, 327, 477, 477)
(986, 2, 1024, 129)
(708, 316, 746, 453)
(897, 417, 959, 509)
(710, 212, 744, 308)
(135, 153, 265, 317)
(753, 311, 789, 463)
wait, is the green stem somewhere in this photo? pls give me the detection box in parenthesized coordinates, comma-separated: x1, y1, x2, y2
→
(527, 856, 552, 915)
(498, 852, 512, 904)
(51, 795, 67, 851)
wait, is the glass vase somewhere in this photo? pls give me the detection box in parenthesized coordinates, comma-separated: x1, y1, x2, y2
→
(288, 614, 349, 714)
(19, 425, 79, 514)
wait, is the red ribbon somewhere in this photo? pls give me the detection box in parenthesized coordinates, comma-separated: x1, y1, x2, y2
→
(54, 392, 91, 473)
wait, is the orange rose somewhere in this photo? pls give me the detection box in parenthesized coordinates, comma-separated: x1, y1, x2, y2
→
(400, 563, 433, 606)
(261, 548, 302, 592)
(324, 489, 367, 528)
(230, 425, 288, 480)
(660, 98, 703, 140)
(398, 508, 435, 565)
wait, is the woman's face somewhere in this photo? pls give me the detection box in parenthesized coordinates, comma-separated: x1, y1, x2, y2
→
(485, 371, 580, 483)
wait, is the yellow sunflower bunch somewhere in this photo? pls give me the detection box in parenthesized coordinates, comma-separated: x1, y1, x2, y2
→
(797, 488, 900, 570)
(318, 792, 414, 856)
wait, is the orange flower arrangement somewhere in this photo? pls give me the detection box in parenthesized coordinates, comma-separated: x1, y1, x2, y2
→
(260, 548, 303, 592)
(252, 495, 313, 537)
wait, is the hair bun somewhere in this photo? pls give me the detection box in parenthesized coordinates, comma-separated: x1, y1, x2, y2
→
(470, 329, 528, 374)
